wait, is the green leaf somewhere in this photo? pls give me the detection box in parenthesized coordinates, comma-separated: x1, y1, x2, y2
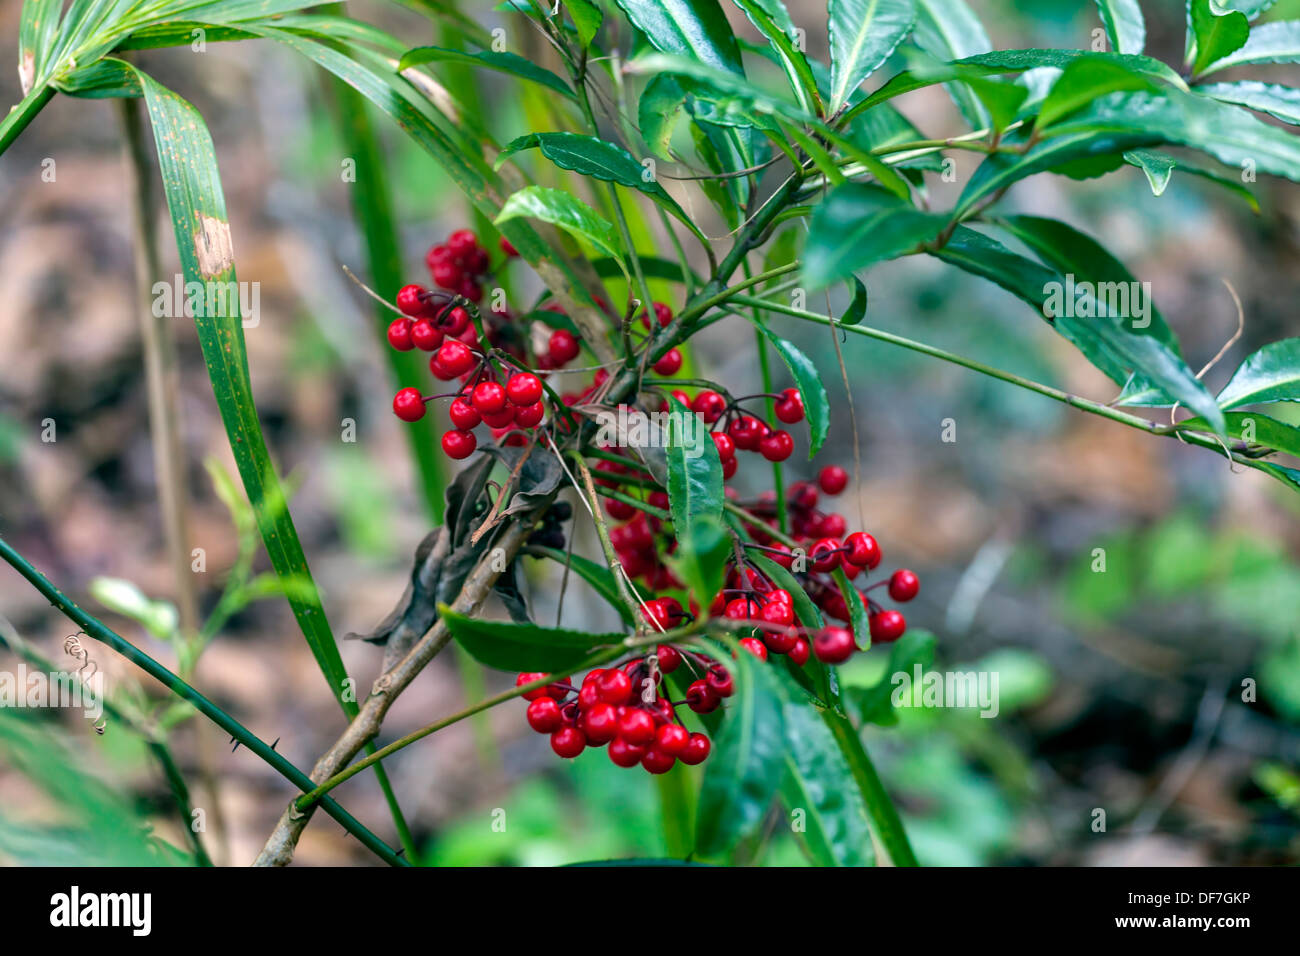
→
(1036, 54, 1156, 129)
(911, 0, 993, 125)
(639, 73, 689, 159)
(1198, 80, 1300, 125)
(827, 0, 917, 113)
(1123, 147, 1176, 194)
(1197, 18, 1300, 74)
(495, 185, 625, 265)
(525, 546, 635, 626)
(731, 0, 821, 114)
(665, 401, 724, 538)
(1122, 148, 1260, 211)
(1178, 411, 1300, 459)
(804, 183, 946, 288)
(397, 46, 575, 99)
(1216, 338, 1300, 408)
(1188, 0, 1250, 76)
(668, 514, 731, 610)
(843, 276, 868, 325)
(749, 326, 831, 457)
(695, 651, 788, 857)
(439, 605, 623, 672)
(778, 673, 874, 866)
(90, 577, 178, 641)
(832, 567, 871, 650)
(566, 0, 603, 47)
(853, 629, 937, 726)
(497, 131, 706, 245)
(820, 709, 918, 865)
(1095, 0, 1146, 54)
(614, 0, 744, 74)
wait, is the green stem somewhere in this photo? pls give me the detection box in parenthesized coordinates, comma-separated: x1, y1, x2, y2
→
(0, 534, 408, 867)
(744, 262, 787, 535)
(822, 710, 918, 866)
(0, 83, 53, 157)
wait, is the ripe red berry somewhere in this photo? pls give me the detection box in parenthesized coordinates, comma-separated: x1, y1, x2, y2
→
(759, 601, 795, 628)
(526, 697, 562, 733)
(740, 636, 768, 660)
(642, 301, 673, 328)
(843, 531, 881, 569)
(514, 401, 545, 428)
(396, 284, 427, 316)
(818, 512, 847, 538)
(653, 348, 683, 376)
(608, 736, 647, 767)
(724, 598, 753, 620)
(789, 637, 811, 666)
(686, 680, 721, 714)
(810, 537, 843, 572)
(655, 723, 690, 756)
(516, 672, 550, 701)
(550, 726, 586, 758)
(813, 626, 856, 663)
(581, 701, 620, 745)
(706, 665, 734, 698)
(409, 319, 443, 352)
(711, 432, 735, 462)
(692, 390, 726, 423)
(596, 669, 633, 706)
(447, 228, 478, 257)
(656, 645, 682, 674)
(722, 457, 738, 480)
(889, 568, 920, 602)
(818, 465, 849, 495)
(870, 609, 907, 643)
(448, 397, 481, 430)
(505, 373, 543, 406)
(387, 318, 415, 351)
(426, 243, 451, 267)
(759, 429, 794, 462)
(641, 749, 676, 774)
(480, 406, 516, 428)
(499, 236, 518, 257)
(392, 388, 426, 422)
(774, 388, 805, 424)
(471, 381, 507, 414)
(548, 329, 580, 365)
(441, 429, 477, 459)
(763, 626, 798, 655)
(618, 708, 657, 746)
(431, 260, 462, 289)
(436, 340, 476, 377)
(678, 732, 711, 765)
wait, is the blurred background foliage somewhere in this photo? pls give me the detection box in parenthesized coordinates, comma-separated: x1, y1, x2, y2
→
(1, 0, 1299, 865)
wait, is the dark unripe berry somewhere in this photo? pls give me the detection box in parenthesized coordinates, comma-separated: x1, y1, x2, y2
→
(548, 329, 580, 365)
(818, 465, 848, 495)
(393, 388, 426, 422)
(655, 723, 690, 756)
(774, 388, 805, 424)
(813, 626, 856, 664)
(641, 749, 676, 774)
(387, 318, 415, 351)
(448, 397, 481, 430)
(441, 429, 477, 459)
(550, 726, 586, 758)
(506, 373, 543, 406)
(889, 568, 920, 601)
(608, 736, 647, 767)
(759, 429, 794, 462)
(692, 390, 726, 423)
(526, 697, 562, 733)
(810, 537, 843, 572)
(870, 609, 907, 643)
(678, 732, 711, 765)
(396, 284, 429, 316)
(843, 531, 881, 569)
(653, 348, 683, 376)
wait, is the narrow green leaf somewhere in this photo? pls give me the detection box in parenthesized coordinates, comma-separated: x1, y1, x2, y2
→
(1188, 0, 1250, 76)
(495, 185, 625, 265)
(827, 0, 917, 113)
(1198, 80, 1300, 125)
(731, 0, 821, 114)
(1197, 18, 1300, 74)
(614, 0, 744, 73)
(1036, 54, 1155, 129)
(1123, 147, 1175, 194)
(439, 605, 623, 672)
(749, 326, 831, 457)
(566, 0, 603, 47)
(1095, 0, 1146, 54)
(804, 183, 946, 288)
(1216, 338, 1300, 408)
(1179, 411, 1300, 458)
(398, 45, 575, 99)
(832, 567, 871, 650)
(821, 709, 918, 865)
(665, 401, 724, 538)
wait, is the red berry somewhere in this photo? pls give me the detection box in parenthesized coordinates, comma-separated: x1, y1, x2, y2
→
(431, 260, 462, 289)
(641, 749, 676, 774)
(605, 498, 636, 521)
(457, 279, 482, 302)
(506, 373, 543, 406)
(396, 284, 429, 316)
(740, 636, 768, 660)
(436, 340, 476, 377)
(500, 236, 518, 257)
(678, 732, 711, 765)
(550, 726, 586, 758)
(618, 708, 657, 746)
(581, 701, 620, 745)
(692, 390, 726, 423)
(548, 329, 580, 365)
(813, 626, 856, 663)
(774, 388, 805, 424)
(526, 697, 562, 733)
(596, 669, 633, 706)
(818, 512, 847, 538)
(759, 429, 794, 462)
(759, 601, 795, 628)
(655, 723, 690, 756)
(516, 672, 550, 701)
(392, 388, 426, 422)
(447, 229, 478, 257)
(410, 319, 443, 352)
(656, 645, 682, 674)
(728, 416, 764, 451)
(514, 401, 545, 428)
(448, 397, 481, 430)
(608, 736, 647, 767)
(843, 532, 881, 569)
(441, 429, 477, 459)
(426, 243, 452, 267)
(722, 457, 738, 480)
(889, 569, 920, 602)
(480, 406, 516, 428)
(642, 301, 673, 328)
(711, 432, 735, 462)
(653, 348, 683, 376)
(706, 665, 734, 698)
(471, 380, 507, 414)
(724, 598, 753, 620)
(387, 318, 415, 351)
(441, 306, 471, 337)
(818, 465, 848, 495)
(810, 537, 843, 572)
(789, 637, 811, 666)
(686, 680, 720, 714)
(763, 626, 798, 655)
(870, 609, 906, 643)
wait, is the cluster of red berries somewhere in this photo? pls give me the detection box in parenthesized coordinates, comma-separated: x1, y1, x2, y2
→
(425, 228, 501, 302)
(517, 648, 715, 771)
(393, 366, 546, 458)
(688, 386, 804, 473)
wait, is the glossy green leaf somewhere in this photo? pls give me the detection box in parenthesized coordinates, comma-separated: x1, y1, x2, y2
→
(827, 0, 917, 113)
(1216, 339, 1300, 408)
(1095, 0, 1146, 54)
(832, 567, 871, 650)
(695, 651, 788, 858)
(911, 0, 992, 126)
(566, 0, 603, 47)
(1036, 54, 1156, 129)
(843, 277, 868, 325)
(639, 73, 688, 159)
(495, 185, 625, 264)
(804, 184, 946, 288)
(821, 709, 917, 865)
(731, 0, 820, 113)
(1198, 80, 1300, 125)
(1188, 0, 1250, 76)
(525, 546, 635, 626)
(614, 0, 744, 73)
(667, 514, 731, 611)
(750, 326, 831, 457)
(1122, 148, 1260, 211)
(1123, 147, 1175, 194)
(1197, 18, 1300, 73)
(665, 402, 724, 538)
(439, 606, 623, 672)
(398, 45, 575, 99)
(1178, 411, 1300, 459)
